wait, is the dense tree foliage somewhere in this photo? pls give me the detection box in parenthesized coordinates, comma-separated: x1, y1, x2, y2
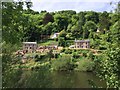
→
(2, 1, 120, 88)
(94, 2, 120, 88)
(2, 2, 117, 43)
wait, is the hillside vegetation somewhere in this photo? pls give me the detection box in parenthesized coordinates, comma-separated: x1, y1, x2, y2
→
(2, 2, 120, 88)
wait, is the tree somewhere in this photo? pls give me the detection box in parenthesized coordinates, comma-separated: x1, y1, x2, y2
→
(43, 22, 53, 35)
(43, 13, 54, 25)
(98, 2, 120, 88)
(59, 30, 67, 38)
(47, 50, 54, 61)
(2, 2, 33, 44)
(71, 25, 80, 38)
(85, 11, 99, 23)
(2, 2, 24, 44)
(83, 21, 97, 39)
(58, 37, 66, 47)
(78, 12, 86, 37)
(98, 11, 110, 34)
(54, 14, 69, 31)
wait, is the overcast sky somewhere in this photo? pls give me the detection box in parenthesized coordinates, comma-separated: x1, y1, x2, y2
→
(21, 0, 119, 12)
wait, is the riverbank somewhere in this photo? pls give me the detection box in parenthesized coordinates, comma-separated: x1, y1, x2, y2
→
(11, 49, 100, 72)
(3, 47, 108, 88)
(9, 48, 104, 72)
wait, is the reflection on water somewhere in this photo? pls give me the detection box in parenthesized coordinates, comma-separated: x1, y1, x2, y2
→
(3, 69, 106, 88)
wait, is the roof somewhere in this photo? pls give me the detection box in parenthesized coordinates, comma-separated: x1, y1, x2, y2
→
(75, 40, 90, 43)
(23, 42, 37, 44)
(69, 45, 75, 48)
(54, 33, 60, 34)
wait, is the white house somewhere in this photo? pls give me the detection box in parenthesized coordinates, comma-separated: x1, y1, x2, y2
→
(51, 33, 60, 39)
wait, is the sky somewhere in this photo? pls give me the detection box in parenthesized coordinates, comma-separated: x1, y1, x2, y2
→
(15, 0, 119, 12)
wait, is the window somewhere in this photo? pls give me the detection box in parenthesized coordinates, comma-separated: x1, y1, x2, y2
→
(26, 47, 28, 49)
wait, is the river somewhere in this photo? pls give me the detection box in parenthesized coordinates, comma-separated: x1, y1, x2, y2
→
(3, 69, 106, 88)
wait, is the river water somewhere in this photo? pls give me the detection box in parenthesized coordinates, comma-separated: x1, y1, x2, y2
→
(3, 69, 106, 88)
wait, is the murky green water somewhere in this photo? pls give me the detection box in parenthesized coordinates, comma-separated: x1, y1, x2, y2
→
(3, 69, 106, 88)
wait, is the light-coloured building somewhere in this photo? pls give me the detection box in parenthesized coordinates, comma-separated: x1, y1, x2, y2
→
(74, 39, 90, 48)
(51, 33, 60, 39)
(96, 28, 100, 33)
(23, 42, 37, 53)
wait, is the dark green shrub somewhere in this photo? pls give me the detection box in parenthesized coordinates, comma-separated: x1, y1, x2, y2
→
(76, 50, 82, 54)
(97, 50, 102, 53)
(35, 54, 39, 59)
(83, 52, 87, 57)
(54, 53, 60, 58)
(61, 48, 65, 53)
(64, 49, 72, 54)
(51, 54, 76, 71)
(47, 50, 54, 60)
(40, 54, 46, 59)
(58, 37, 66, 47)
(74, 49, 77, 52)
(72, 58, 78, 62)
(34, 54, 40, 62)
(34, 66, 40, 69)
(72, 52, 79, 59)
(34, 54, 46, 62)
(99, 46, 107, 50)
(65, 40, 74, 47)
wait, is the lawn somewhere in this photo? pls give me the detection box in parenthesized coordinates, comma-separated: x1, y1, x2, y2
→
(38, 40, 58, 46)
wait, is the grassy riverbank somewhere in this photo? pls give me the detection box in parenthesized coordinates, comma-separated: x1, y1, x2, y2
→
(10, 48, 103, 72)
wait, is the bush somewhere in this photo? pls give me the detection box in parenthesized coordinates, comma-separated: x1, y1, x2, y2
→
(34, 54, 46, 62)
(51, 54, 76, 71)
(35, 54, 39, 59)
(46, 50, 54, 60)
(64, 49, 72, 54)
(88, 51, 94, 59)
(40, 54, 46, 59)
(99, 46, 107, 50)
(76, 49, 90, 54)
(72, 58, 78, 62)
(54, 38, 58, 41)
(72, 52, 80, 59)
(58, 37, 66, 47)
(54, 53, 60, 58)
(76, 50, 82, 54)
(59, 30, 67, 37)
(34, 54, 40, 62)
(65, 40, 74, 47)
(60, 48, 65, 53)
(77, 59, 95, 71)
(83, 52, 87, 57)
(73, 49, 77, 52)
